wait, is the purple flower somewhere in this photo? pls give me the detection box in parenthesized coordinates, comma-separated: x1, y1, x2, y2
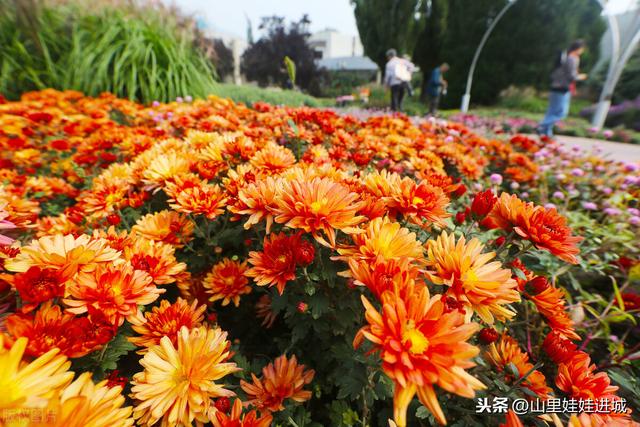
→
(176, 96, 184, 103)
(490, 174, 503, 185)
(603, 129, 614, 139)
(556, 173, 567, 180)
(628, 208, 640, 216)
(520, 192, 529, 198)
(624, 163, 639, 172)
(604, 207, 621, 216)
(444, 136, 454, 143)
(602, 187, 613, 195)
(561, 160, 570, 167)
(544, 203, 556, 209)
(510, 182, 520, 190)
(630, 216, 640, 226)
(582, 202, 598, 210)
(596, 165, 606, 172)
(569, 189, 580, 197)
(571, 168, 585, 177)
(588, 126, 599, 133)
(152, 100, 160, 107)
(185, 95, 193, 102)
(473, 183, 483, 191)
(552, 191, 565, 200)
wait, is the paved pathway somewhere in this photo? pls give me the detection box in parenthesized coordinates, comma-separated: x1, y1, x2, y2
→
(553, 135, 640, 163)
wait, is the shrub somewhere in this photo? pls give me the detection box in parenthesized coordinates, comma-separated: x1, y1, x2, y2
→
(0, 0, 217, 103)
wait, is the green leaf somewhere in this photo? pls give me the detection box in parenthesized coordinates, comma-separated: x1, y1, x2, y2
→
(99, 332, 135, 372)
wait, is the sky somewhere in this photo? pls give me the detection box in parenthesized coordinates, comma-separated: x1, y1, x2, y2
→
(166, 0, 639, 40)
(167, 0, 360, 38)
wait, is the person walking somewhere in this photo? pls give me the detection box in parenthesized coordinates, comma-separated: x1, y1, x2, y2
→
(384, 49, 411, 112)
(538, 40, 588, 137)
(426, 63, 449, 115)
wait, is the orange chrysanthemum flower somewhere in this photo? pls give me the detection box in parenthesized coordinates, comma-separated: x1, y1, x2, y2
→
(92, 227, 135, 252)
(483, 192, 528, 229)
(274, 177, 365, 247)
(556, 352, 618, 400)
(230, 177, 279, 233)
(210, 398, 272, 427)
(336, 216, 424, 266)
(141, 154, 192, 190)
(124, 238, 186, 285)
(4, 234, 121, 281)
(35, 372, 134, 427)
(131, 326, 240, 427)
(387, 178, 450, 226)
(240, 354, 315, 412)
(129, 298, 206, 353)
(528, 279, 580, 340)
(486, 334, 551, 400)
(348, 257, 419, 299)
(5, 302, 115, 358)
(484, 194, 582, 264)
(168, 181, 228, 220)
(64, 264, 163, 326)
(77, 178, 130, 215)
(132, 210, 194, 248)
(425, 232, 520, 324)
(513, 206, 583, 264)
(249, 142, 296, 174)
(204, 258, 251, 306)
(0, 336, 73, 411)
(246, 232, 305, 295)
(355, 286, 484, 426)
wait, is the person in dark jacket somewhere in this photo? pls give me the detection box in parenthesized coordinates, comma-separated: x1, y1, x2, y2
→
(426, 63, 449, 115)
(538, 40, 588, 137)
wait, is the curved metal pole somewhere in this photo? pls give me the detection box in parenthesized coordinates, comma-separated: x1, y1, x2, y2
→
(592, 8, 640, 129)
(460, 0, 518, 112)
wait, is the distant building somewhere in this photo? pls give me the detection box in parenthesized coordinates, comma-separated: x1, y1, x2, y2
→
(317, 56, 378, 72)
(309, 29, 364, 59)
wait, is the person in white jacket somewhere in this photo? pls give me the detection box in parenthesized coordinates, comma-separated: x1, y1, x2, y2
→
(384, 49, 412, 112)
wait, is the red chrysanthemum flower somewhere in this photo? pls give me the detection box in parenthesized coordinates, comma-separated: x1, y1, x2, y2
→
(5, 302, 115, 358)
(12, 266, 65, 312)
(210, 398, 273, 427)
(246, 232, 304, 294)
(543, 330, 578, 364)
(556, 352, 619, 400)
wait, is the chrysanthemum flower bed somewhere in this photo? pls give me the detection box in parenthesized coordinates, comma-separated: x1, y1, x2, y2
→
(0, 89, 639, 426)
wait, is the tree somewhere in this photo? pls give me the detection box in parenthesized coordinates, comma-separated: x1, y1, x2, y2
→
(241, 15, 326, 95)
(351, 0, 425, 72)
(410, 0, 605, 107)
(412, 0, 449, 101)
(212, 39, 233, 81)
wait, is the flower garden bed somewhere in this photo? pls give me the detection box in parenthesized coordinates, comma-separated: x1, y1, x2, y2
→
(0, 90, 639, 426)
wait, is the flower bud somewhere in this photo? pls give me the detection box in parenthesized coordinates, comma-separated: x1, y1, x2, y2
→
(478, 327, 499, 345)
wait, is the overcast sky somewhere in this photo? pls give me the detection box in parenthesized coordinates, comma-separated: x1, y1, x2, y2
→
(166, 0, 638, 39)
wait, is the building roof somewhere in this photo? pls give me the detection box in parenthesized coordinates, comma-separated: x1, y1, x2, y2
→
(317, 56, 378, 71)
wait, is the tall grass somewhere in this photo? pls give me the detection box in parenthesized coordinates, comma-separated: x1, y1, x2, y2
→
(0, 0, 217, 103)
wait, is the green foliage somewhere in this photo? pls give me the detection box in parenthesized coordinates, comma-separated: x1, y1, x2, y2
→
(406, 0, 605, 107)
(0, 0, 217, 102)
(351, 0, 425, 70)
(284, 56, 297, 87)
(211, 83, 329, 107)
